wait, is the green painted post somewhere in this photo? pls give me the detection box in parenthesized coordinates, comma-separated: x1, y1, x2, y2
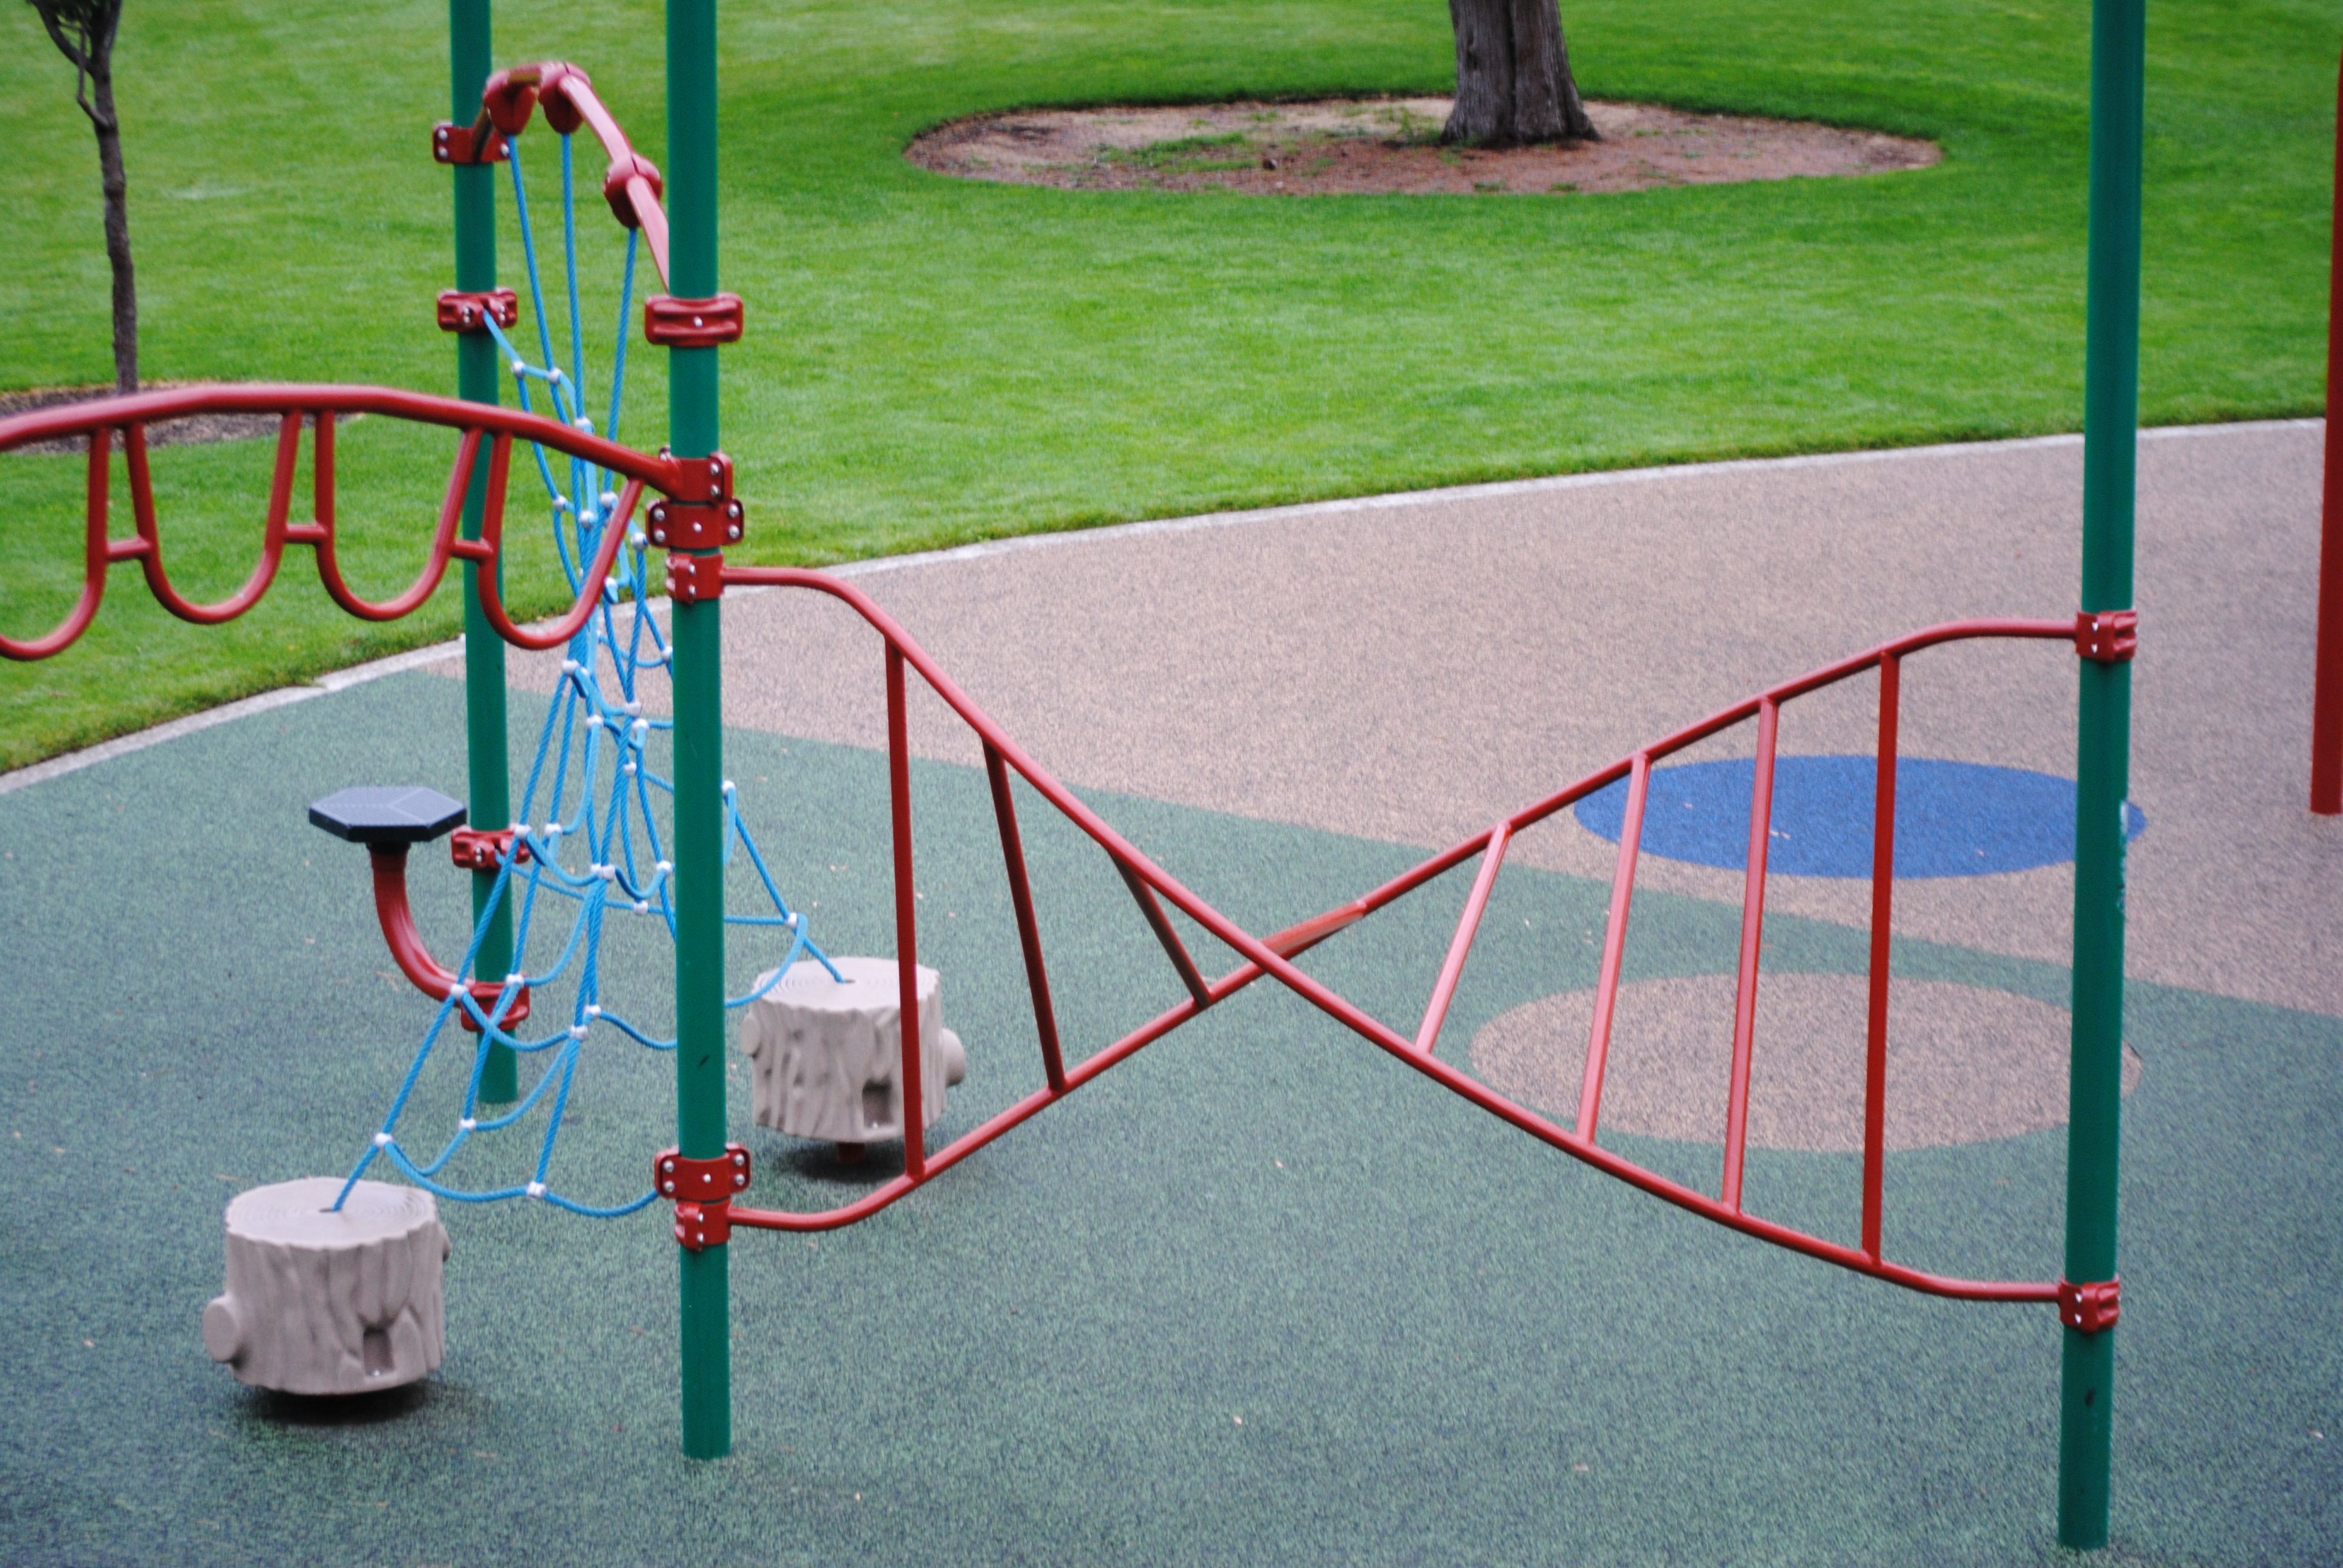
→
(450, 0, 517, 1104)
(2059, 0, 2144, 1547)
(667, 0, 732, 1460)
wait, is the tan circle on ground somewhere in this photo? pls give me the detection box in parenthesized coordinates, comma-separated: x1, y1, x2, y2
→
(1470, 975, 2142, 1152)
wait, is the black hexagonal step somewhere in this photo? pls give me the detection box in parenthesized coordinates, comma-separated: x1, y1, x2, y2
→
(307, 786, 467, 848)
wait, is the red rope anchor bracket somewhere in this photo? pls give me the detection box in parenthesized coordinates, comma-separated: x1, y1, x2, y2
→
(431, 122, 509, 165)
(2058, 1276, 2122, 1333)
(655, 1145, 751, 1250)
(449, 826, 530, 872)
(436, 290, 520, 335)
(2074, 609, 2138, 664)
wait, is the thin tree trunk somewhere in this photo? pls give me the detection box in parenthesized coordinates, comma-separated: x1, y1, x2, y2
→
(1444, 0, 1598, 148)
(89, 64, 137, 394)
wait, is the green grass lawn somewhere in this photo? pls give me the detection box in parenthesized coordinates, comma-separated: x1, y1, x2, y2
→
(1, 0, 2333, 767)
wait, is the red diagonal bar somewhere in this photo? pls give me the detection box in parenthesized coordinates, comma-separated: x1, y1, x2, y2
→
(1579, 753, 1650, 1142)
(1415, 825, 1508, 1055)
(986, 740, 1067, 1094)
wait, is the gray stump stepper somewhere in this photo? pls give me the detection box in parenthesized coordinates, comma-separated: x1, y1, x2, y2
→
(203, 1177, 450, 1396)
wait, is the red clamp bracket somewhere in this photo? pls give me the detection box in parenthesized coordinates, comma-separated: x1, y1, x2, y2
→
(437, 290, 520, 335)
(644, 295, 746, 348)
(456, 978, 531, 1034)
(603, 151, 664, 229)
(2075, 609, 2138, 664)
(450, 826, 531, 872)
(647, 451, 745, 552)
(664, 550, 724, 604)
(432, 122, 509, 165)
(655, 1144, 752, 1251)
(2057, 1276, 2122, 1334)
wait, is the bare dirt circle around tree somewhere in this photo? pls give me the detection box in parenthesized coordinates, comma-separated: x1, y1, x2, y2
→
(907, 96, 1939, 198)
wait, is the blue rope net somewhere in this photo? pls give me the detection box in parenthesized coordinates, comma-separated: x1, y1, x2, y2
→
(336, 125, 836, 1218)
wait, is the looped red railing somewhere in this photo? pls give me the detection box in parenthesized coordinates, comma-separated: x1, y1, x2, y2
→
(716, 564, 2073, 1308)
(0, 384, 681, 663)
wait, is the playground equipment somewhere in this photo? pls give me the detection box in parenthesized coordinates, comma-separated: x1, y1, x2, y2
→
(0, 0, 2148, 1549)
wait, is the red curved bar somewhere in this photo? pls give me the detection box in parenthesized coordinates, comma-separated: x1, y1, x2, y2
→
(477, 61, 673, 287)
(120, 417, 298, 626)
(0, 384, 687, 664)
(471, 475, 647, 652)
(370, 848, 531, 1027)
(719, 564, 2068, 1305)
(1, 432, 119, 660)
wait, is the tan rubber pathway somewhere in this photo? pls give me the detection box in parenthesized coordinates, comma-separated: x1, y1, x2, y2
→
(482, 419, 2340, 1021)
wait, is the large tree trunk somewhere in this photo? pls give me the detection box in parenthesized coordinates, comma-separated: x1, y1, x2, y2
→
(1444, 0, 1598, 147)
(89, 63, 137, 394)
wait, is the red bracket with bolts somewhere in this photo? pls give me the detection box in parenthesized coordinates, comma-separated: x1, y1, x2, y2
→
(644, 294, 746, 348)
(664, 550, 724, 603)
(436, 290, 520, 335)
(646, 451, 744, 552)
(2057, 1276, 2122, 1334)
(655, 1143, 751, 1250)
(431, 122, 509, 165)
(449, 826, 531, 872)
(2074, 609, 2138, 664)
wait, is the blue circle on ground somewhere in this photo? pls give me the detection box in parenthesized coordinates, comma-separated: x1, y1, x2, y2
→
(1573, 757, 2146, 878)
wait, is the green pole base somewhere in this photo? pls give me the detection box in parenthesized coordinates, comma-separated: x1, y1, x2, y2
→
(679, 1243, 731, 1458)
(2056, 1324, 2116, 1549)
(476, 1041, 519, 1105)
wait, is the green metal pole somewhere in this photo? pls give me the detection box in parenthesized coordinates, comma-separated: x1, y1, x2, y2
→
(2059, 0, 2143, 1547)
(451, 0, 517, 1105)
(667, 0, 731, 1461)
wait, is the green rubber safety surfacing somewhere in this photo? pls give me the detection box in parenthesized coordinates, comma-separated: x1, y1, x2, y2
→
(0, 672, 2338, 1566)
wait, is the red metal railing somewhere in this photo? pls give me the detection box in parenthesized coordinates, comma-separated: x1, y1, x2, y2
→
(0, 384, 703, 662)
(718, 564, 2073, 1307)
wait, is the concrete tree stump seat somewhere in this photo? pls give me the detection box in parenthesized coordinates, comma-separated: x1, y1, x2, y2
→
(203, 1178, 450, 1395)
(740, 957, 965, 1157)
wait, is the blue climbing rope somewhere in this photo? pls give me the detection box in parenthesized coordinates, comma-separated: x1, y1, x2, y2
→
(336, 120, 839, 1217)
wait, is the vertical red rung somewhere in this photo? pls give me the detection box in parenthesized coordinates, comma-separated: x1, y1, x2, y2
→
(1720, 699, 1780, 1212)
(886, 643, 927, 1181)
(313, 411, 336, 533)
(1579, 754, 1650, 1143)
(2314, 44, 2343, 814)
(1861, 657, 1900, 1260)
(985, 741, 1067, 1093)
